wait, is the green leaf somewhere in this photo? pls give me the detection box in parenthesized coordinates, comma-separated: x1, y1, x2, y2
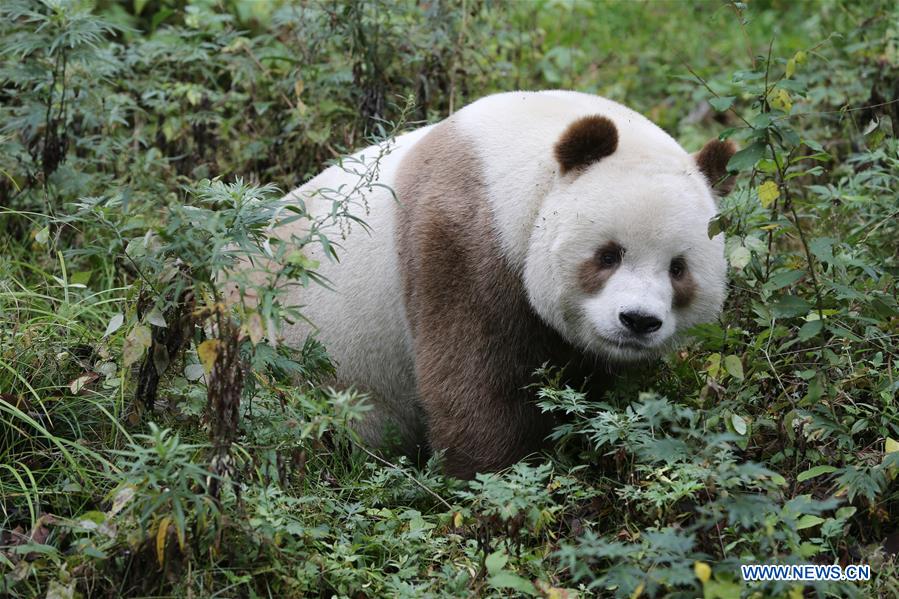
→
(799, 542, 823, 557)
(488, 571, 537, 596)
(765, 270, 805, 291)
(104, 313, 124, 337)
(727, 142, 766, 172)
(184, 363, 205, 381)
(71, 270, 92, 285)
(704, 579, 742, 599)
(835, 507, 857, 520)
(797, 465, 837, 482)
(784, 410, 797, 441)
(728, 245, 751, 270)
(767, 270, 804, 291)
(802, 138, 826, 153)
(797, 319, 823, 341)
(724, 355, 744, 380)
(707, 215, 723, 239)
(731, 414, 748, 435)
(796, 515, 825, 530)
(709, 96, 735, 111)
(11, 543, 58, 556)
(146, 307, 167, 328)
(808, 237, 836, 263)
(773, 295, 811, 318)
(77, 510, 107, 528)
(82, 545, 108, 559)
(150, 7, 174, 31)
(485, 550, 508, 575)
(802, 374, 825, 405)
(750, 113, 776, 129)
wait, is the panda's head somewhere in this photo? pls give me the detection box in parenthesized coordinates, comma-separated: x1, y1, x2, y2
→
(524, 114, 734, 363)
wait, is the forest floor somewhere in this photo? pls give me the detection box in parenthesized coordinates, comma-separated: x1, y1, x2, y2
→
(1, 1, 898, 597)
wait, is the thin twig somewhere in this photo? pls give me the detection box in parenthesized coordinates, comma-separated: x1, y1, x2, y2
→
(352, 440, 453, 511)
(243, 45, 296, 112)
(758, 46, 826, 322)
(683, 63, 752, 128)
(779, 98, 899, 120)
(763, 317, 791, 400)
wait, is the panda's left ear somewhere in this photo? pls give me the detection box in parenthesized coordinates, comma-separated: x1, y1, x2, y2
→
(694, 139, 737, 197)
(554, 115, 618, 175)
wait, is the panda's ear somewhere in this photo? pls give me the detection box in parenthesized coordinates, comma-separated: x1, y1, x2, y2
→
(694, 139, 737, 197)
(554, 115, 618, 175)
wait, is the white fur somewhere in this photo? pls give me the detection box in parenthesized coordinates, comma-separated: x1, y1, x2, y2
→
(272, 91, 726, 445)
(275, 125, 434, 446)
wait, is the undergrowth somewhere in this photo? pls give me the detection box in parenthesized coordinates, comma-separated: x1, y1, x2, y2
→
(1, 0, 897, 597)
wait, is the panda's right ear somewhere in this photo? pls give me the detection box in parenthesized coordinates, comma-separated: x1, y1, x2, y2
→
(694, 139, 737, 197)
(554, 115, 618, 175)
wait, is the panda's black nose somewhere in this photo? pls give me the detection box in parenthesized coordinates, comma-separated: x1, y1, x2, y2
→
(619, 311, 663, 335)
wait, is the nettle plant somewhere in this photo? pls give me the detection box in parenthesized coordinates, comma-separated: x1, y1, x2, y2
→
(72, 140, 401, 428)
(44, 123, 404, 571)
(55, 112, 402, 498)
(703, 31, 899, 593)
(540, 384, 857, 598)
(708, 40, 898, 495)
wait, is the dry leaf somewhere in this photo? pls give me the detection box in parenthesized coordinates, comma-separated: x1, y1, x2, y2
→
(156, 515, 171, 566)
(198, 340, 222, 373)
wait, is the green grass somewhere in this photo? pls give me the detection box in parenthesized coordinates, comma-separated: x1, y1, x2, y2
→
(1, 0, 898, 597)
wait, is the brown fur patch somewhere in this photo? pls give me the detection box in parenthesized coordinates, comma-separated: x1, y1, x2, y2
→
(394, 119, 593, 479)
(554, 115, 619, 175)
(694, 139, 737, 196)
(578, 242, 622, 294)
(671, 271, 697, 309)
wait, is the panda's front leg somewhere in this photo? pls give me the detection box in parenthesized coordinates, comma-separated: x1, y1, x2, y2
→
(412, 329, 552, 480)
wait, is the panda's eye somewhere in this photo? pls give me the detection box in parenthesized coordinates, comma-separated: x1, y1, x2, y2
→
(669, 257, 687, 279)
(596, 244, 623, 269)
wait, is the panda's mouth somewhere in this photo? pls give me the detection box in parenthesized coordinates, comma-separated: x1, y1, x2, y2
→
(591, 331, 669, 363)
(596, 333, 655, 353)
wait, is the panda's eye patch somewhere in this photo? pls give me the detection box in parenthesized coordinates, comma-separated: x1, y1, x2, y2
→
(669, 256, 687, 279)
(596, 243, 624, 269)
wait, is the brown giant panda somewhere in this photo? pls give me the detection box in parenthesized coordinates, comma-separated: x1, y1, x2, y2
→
(257, 91, 734, 479)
